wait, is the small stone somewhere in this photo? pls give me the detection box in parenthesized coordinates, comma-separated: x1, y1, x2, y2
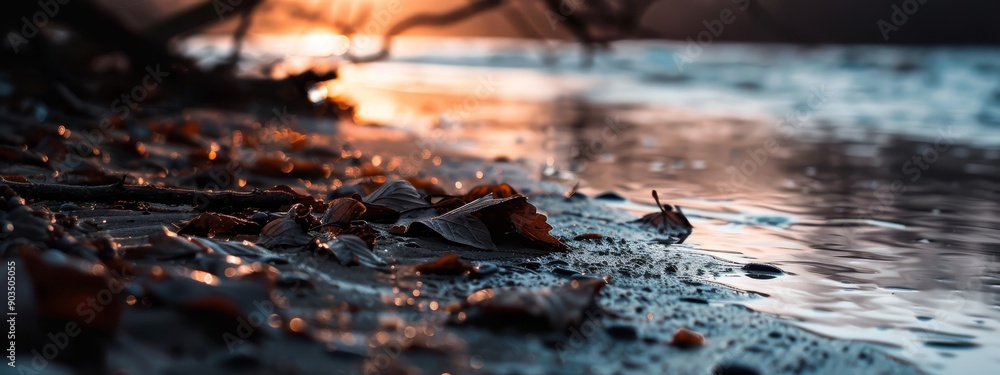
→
(741, 263, 784, 274)
(671, 327, 706, 348)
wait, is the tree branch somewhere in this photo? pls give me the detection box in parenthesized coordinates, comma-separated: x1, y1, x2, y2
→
(1, 179, 312, 213)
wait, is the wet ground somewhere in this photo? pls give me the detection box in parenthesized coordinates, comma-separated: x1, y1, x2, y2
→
(0, 104, 921, 375)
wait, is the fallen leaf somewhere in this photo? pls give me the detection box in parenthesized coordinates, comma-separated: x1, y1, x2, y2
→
(177, 212, 262, 238)
(362, 180, 428, 212)
(636, 190, 693, 243)
(405, 195, 506, 250)
(257, 205, 317, 251)
(404, 195, 567, 252)
(322, 198, 367, 226)
(478, 196, 568, 252)
(323, 235, 386, 267)
(358, 180, 429, 222)
(452, 278, 609, 331)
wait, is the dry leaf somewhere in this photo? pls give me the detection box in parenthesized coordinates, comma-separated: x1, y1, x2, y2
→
(322, 198, 367, 226)
(636, 190, 693, 243)
(257, 205, 317, 251)
(405, 195, 507, 250)
(404, 195, 567, 252)
(324, 235, 386, 267)
(362, 180, 428, 212)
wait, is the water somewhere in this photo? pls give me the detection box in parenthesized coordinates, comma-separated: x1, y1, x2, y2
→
(186, 36, 1000, 373)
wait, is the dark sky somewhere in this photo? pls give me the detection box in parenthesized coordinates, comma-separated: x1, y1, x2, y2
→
(112, 0, 1000, 44)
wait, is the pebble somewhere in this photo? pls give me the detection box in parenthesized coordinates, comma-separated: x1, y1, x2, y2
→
(741, 263, 784, 274)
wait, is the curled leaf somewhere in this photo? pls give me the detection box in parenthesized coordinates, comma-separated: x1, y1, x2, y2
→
(404, 195, 567, 252)
(358, 180, 429, 222)
(636, 190, 693, 243)
(324, 235, 386, 268)
(477, 195, 568, 252)
(322, 198, 367, 226)
(257, 206, 317, 251)
(406, 195, 507, 251)
(362, 180, 428, 212)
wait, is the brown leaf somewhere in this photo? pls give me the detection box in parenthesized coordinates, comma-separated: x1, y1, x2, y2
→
(405, 195, 568, 252)
(636, 190, 693, 243)
(405, 195, 507, 251)
(323, 235, 386, 267)
(483, 196, 568, 252)
(461, 183, 518, 202)
(452, 278, 608, 331)
(361, 180, 428, 213)
(177, 212, 262, 238)
(322, 198, 367, 226)
(257, 205, 317, 251)
(415, 254, 475, 275)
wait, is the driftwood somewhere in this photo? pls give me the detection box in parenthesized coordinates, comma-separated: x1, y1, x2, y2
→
(1, 178, 307, 213)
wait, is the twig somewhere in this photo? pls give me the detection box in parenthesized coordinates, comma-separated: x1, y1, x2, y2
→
(1, 179, 307, 213)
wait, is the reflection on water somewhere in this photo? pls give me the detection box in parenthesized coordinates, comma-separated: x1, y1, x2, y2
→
(198, 36, 1000, 373)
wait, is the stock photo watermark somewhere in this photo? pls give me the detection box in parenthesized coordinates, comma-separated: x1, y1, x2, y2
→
(877, 0, 932, 41)
(841, 126, 955, 243)
(716, 85, 828, 193)
(8, 262, 133, 372)
(5, 0, 71, 54)
(673, 0, 750, 72)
